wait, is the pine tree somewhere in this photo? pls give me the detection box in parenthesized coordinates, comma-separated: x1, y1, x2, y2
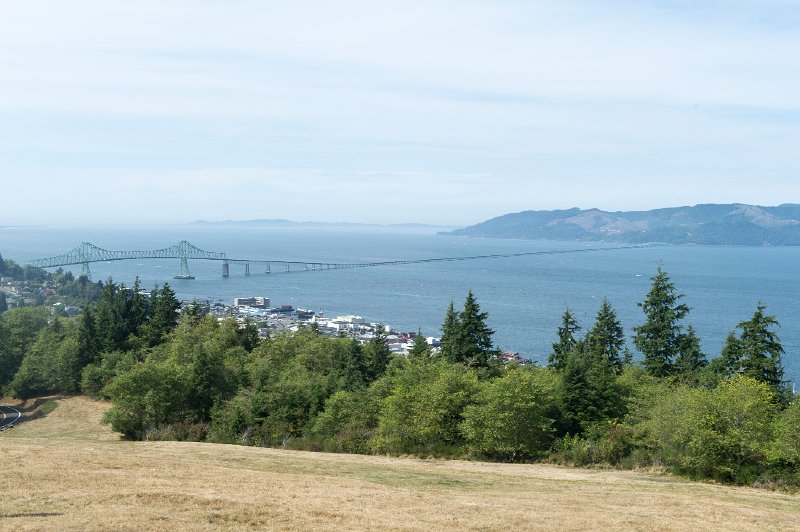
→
(716, 304, 785, 393)
(560, 348, 623, 434)
(633, 266, 690, 378)
(673, 325, 707, 383)
(128, 277, 150, 334)
(0, 252, 6, 275)
(714, 330, 743, 377)
(363, 323, 391, 381)
(454, 290, 497, 369)
(94, 279, 129, 352)
(145, 283, 181, 346)
(0, 292, 7, 314)
(584, 298, 626, 373)
(549, 308, 580, 371)
(76, 308, 100, 365)
(439, 300, 460, 362)
(408, 330, 431, 360)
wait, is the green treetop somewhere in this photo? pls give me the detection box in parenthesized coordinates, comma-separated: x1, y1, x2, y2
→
(451, 290, 498, 369)
(633, 266, 691, 378)
(714, 304, 785, 394)
(584, 298, 627, 374)
(408, 330, 431, 360)
(548, 308, 581, 371)
(439, 300, 460, 361)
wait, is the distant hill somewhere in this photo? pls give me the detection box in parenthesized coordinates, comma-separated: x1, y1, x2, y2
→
(189, 219, 455, 230)
(444, 204, 800, 245)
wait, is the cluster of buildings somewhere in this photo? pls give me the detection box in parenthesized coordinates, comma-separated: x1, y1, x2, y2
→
(0, 276, 79, 316)
(199, 295, 527, 361)
(199, 295, 438, 354)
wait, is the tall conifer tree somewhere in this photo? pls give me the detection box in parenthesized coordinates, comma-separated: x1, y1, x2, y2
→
(549, 308, 580, 371)
(440, 300, 460, 362)
(715, 304, 785, 393)
(585, 298, 627, 374)
(454, 290, 497, 369)
(633, 266, 690, 377)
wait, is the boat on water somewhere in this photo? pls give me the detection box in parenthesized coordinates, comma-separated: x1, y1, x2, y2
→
(173, 275, 195, 280)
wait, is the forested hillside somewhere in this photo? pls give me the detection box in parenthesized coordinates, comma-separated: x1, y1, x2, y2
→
(445, 204, 800, 245)
(1, 263, 798, 489)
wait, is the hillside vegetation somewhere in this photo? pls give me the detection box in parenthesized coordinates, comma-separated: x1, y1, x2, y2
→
(1, 396, 798, 531)
(445, 203, 800, 245)
(2, 270, 799, 490)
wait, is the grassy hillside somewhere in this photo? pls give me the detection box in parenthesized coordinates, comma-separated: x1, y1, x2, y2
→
(1, 397, 798, 530)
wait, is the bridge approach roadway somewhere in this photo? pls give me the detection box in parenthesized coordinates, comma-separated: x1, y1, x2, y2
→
(29, 241, 655, 279)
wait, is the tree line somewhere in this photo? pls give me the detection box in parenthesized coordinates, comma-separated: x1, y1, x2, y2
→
(0, 266, 797, 488)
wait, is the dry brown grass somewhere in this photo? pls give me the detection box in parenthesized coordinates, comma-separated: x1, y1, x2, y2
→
(1, 396, 798, 531)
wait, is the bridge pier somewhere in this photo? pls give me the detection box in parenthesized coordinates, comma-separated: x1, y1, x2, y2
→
(286, 264, 290, 273)
(266, 263, 271, 274)
(222, 262, 229, 277)
(245, 263, 250, 276)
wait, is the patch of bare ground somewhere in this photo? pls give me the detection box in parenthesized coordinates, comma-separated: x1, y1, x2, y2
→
(1, 396, 798, 530)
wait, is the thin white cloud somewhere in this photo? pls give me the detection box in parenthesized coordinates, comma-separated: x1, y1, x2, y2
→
(0, 1, 798, 225)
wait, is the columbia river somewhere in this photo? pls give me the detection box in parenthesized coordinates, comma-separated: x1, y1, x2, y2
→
(2, 223, 798, 385)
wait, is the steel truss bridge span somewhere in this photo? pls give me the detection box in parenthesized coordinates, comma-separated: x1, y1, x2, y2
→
(29, 240, 651, 279)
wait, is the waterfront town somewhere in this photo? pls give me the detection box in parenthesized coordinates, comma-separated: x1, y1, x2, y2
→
(210, 295, 527, 363)
(0, 271, 526, 363)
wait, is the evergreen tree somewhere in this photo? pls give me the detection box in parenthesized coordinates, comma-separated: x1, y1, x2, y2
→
(0, 292, 7, 314)
(145, 283, 181, 345)
(0, 252, 6, 275)
(673, 325, 707, 383)
(94, 279, 130, 352)
(331, 338, 367, 388)
(549, 308, 580, 371)
(714, 304, 785, 393)
(363, 323, 391, 381)
(453, 290, 497, 369)
(0, 307, 49, 389)
(76, 308, 100, 366)
(713, 330, 743, 377)
(128, 277, 150, 333)
(584, 298, 626, 373)
(439, 301, 460, 362)
(408, 330, 431, 360)
(560, 348, 623, 434)
(633, 266, 690, 377)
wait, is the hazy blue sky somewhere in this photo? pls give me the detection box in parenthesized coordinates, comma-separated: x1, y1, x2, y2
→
(2, 1, 799, 225)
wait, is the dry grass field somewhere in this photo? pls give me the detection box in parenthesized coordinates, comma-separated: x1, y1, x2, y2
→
(1, 396, 798, 531)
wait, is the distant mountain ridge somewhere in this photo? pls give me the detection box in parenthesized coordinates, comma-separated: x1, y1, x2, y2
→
(444, 204, 800, 245)
(190, 219, 455, 230)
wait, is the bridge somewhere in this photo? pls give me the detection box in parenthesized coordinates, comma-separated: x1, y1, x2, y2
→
(29, 240, 650, 279)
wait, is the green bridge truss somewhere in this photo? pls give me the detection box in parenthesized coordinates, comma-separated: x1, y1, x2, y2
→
(30, 241, 650, 279)
(29, 241, 228, 278)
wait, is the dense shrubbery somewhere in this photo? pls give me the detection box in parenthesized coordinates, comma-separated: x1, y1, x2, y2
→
(1, 269, 798, 489)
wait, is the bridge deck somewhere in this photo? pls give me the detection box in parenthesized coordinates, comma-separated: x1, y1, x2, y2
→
(30, 240, 651, 277)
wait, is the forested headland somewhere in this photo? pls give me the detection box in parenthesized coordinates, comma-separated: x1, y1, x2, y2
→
(445, 203, 800, 245)
(1, 252, 798, 490)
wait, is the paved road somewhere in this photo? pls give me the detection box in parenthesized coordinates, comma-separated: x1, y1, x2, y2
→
(0, 405, 22, 430)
